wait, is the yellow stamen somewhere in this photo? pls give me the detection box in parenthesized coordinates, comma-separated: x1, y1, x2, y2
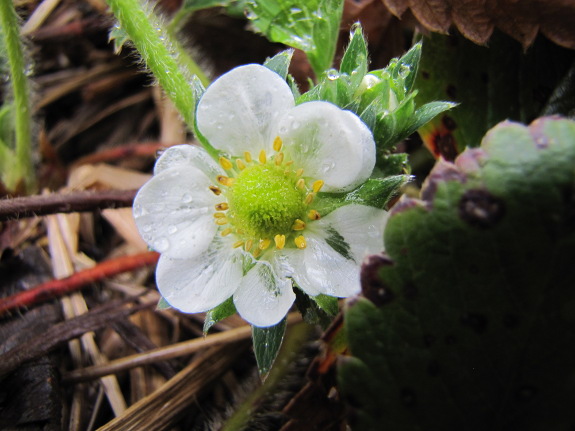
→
(274, 234, 286, 250)
(259, 149, 267, 164)
(253, 248, 262, 258)
(215, 217, 228, 226)
(275, 152, 284, 165)
(236, 159, 246, 170)
(312, 180, 324, 193)
(233, 241, 244, 249)
(215, 202, 229, 211)
(304, 193, 314, 205)
(244, 151, 252, 163)
(285, 160, 294, 166)
(245, 239, 253, 252)
(308, 209, 321, 220)
(209, 185, 222, 195)
(296, 178, 305, 190)
(217, 175, 234, 187)
(221, 228, 232, 236)
(273, 136, 283, 152)
(214, 212, 226, 219)
(292, 219, 306, 231)
(294, 235, 307, 249)
(259, 238, 271, 250)
(219, 156, 233, 171)
(296, 168, 304, 177)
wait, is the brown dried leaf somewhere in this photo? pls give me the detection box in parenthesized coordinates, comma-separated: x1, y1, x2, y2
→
(381, 0, 575, 49)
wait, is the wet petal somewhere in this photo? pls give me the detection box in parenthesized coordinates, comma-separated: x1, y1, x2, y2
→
(276, 101, 375, 192)
(234, 260, 295, 327)
(133, 166, 220, 259)
(197, 64, 295, 156)
(154, 144, 222, 179)
(156, 238, 244, 313)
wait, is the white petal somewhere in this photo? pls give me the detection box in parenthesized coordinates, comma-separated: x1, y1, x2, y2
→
(156, 238, 244, 313)
(196, 64, 295, 156)
(154, 144, 222, 179)
(283, 204, 388, 297)
(133, 166, 220, 259)
(233, 260, 295, 327)
(277, 101, 375, 192)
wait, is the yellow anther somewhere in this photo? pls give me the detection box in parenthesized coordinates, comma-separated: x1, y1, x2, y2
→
(233, 241, 244, 249)
(273, 136, 283, 152)
(219, 156, 233, 170)
(259, 149, 267, 164)
(285, 160, 294, 166)
(275, 152, 284, 165)
(294, 235, 307, 249)
(245, 239, 254, 252)
(304, 193, 314, 205)
(274, 234, 286, 250)
(214, 212, 226, 219)
(217, 175, 234, 187)
(296, 168, 304, 177)
(215, 217, 228, 226)
(244, 151, 252, 163)
(308, 209, 321, 220)
(253, 248, 262, 258)
(236, 159, 246, 170)
(215, 202, 229, 211)
(296, 178, 306, 190)
(220, 228, 232, 236)
(312, 180, 324, 193)
(209, 185, 222, 195)
(292, 219, 306, 231)
(259, 238, 271, 250)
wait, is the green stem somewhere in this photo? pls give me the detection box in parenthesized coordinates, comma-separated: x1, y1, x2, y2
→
(0, 0, 34, 193)
(106, 0, 209, 130)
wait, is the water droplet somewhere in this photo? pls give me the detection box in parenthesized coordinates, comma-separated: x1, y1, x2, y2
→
(321, 161, 335, 172)
(155, 237, 170, 252)
(182, 193, 193, 203)
(327, 69, 339, 81)
(141, 224, 152, 233)
(133, 204, 143, 217)
(161, 190, 168, 197)
(168, 225, 178, 234)
(291, 120, 300, 130)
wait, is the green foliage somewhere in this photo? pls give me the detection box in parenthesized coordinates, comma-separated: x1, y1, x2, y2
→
(204, 297, 237, 333)
(252, 317, 287, 375)
(263, 49, 293, 79)
(246, 0, 343, 77)
(339, 116, 575, 430)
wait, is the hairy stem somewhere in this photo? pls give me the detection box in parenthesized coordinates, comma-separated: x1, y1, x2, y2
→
(0, 1, 34, 193)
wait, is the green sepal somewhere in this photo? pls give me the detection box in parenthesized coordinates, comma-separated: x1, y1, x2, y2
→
(108, 24, 130, 54)
(339, 23, 368, 90)
(376, 153, 409, 176)
(203, 296, 237, 333)
(294, 288, 334, 328)
(313, 176, 409, 217)
(312, 293, 339, 316)
(263, 49, 294, 79)
(156, 297, 172, 310)
(252, 317, 287, 375)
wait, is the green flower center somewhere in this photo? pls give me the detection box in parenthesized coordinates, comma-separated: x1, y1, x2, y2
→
(228, 164, 305, 238)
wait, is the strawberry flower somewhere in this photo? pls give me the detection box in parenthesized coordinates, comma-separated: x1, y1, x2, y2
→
(133, 64, 387, 327)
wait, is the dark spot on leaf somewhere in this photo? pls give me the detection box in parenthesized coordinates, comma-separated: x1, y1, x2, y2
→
(403, 282, 418, 300)
(446, 84, 457, 99)
(480, 72, 489, 84)
(459, 189, 506, 228)
(516, 386, 538, 401)
(503, 314, 520, 329)
(442, 115, 457, 130)
(427, 361, 441, 377)
(400, 388, 417, 407)
(421, 70, 430, 79)
(360, 254, 395, 306)
(430, 132, 458, 161)
(423, 334, 436, 347)
(445, 335, 457, 345)
(460, 313, 488, 334)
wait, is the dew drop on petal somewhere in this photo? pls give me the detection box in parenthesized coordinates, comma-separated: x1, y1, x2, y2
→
(155, 237, 170, 252)
(321, 160, 336, 172)
(182, 193, 193, 203)
(133, 204, 143, 217)
(168, 225, 178, 234)
(141, 224, 152, 233)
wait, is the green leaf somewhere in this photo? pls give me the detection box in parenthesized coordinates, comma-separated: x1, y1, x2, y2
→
(294, 288, 334, 328)
(339, 116, 575, 430)
(204, 297, 237, 333)
(246, 0, 344, 76)
(312, 294, 339, 316)
(339, 23, 368, 89)
(156, 297, 172, 310)
(252, 317, 287, 375)
(263, 49, 293, 79)
(314, 176, 409, 216)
